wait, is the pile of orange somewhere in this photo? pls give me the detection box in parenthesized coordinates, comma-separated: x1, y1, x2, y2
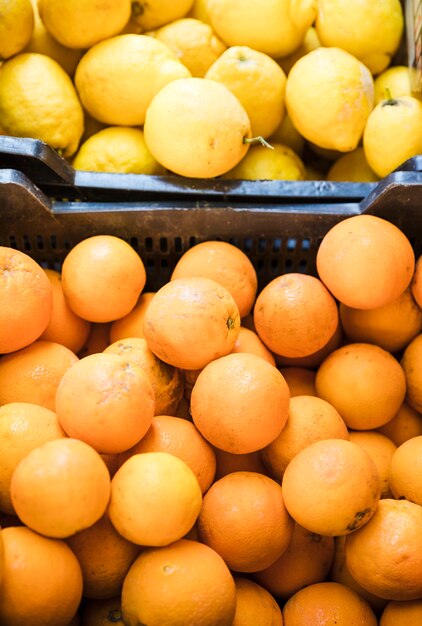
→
(1, 214, 422, 625)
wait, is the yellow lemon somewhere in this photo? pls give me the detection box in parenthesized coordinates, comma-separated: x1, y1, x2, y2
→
(206, 46, 286, 138)
(206, 0, 317, 58)
(188, 0, 211, 24)
(278, 26, 320, 75)
(0, 53, 84, 156)
(374, 66, 421, 105)
(131, 0, 195, 31)
(152, 18, 226, 78)
(269, 112, 305, 156)
(144, 77, 251, 178)
(285, 47, 374, 152)
(73, 126, 165, 175)
(223, 143, 306, 181)
(315, 0, 404, 75)
(0, 0, 34, 60)
(38, 0, 132, 49)
(326, 148, 379, 182)
(74, 34, 191, 126)
(363, 94, 422, 177)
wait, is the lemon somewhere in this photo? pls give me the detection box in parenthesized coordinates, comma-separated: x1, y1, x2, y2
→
(278, 26, 320, 75)
(223, 143, 306, 181)
(74, 34, 191, 126)
(144, 77, 251, 178)
(269, 112, 305, 156)
(363, 94, 422, 177)
(374, 66, 421, 104)
(0, 0, 34, 60)
(206, 0, 317, 58)
(326, 148, 379, 182)
(315, 0, 404, 75)
(131, 0, 195, 31)
(205, 46, 287, 138)
(152, 18, 226, 78)
(285, 47, 374, 152)
(0, 53, 84, 156)
(38, 0, 132, 49)
(73, 126, 165, 175)
(188, 0, 211, 24)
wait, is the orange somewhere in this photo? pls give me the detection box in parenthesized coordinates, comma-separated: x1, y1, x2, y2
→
(108, 451, 202, 546)
(232, 577, 283, 625)
(282, 438, 381, 536)
(66, 513, 140, 599)
(345, 498, 422, 600)
(214, 448, 269, 480)
(120, 415, 216, 494)
(261, 395, 349, 481)
(274, 320, 343, 369)
(380, 599, 422, 625)
(55, 352, 155, 454)
(282, 581, 377, 625)
(78, 322, 112, 358)
(349, 430, 397, 498)
(61, 235, 146, 323)
(11, 437, 111, 538)
(40, 268, 91, 353)
(254, 523, 335, 600)
(80, 597, 124, 625)
(378, 401, 422, 445)
(411, 255, 422, 308)
(316, 214, 415, 309)
(389, 436, 422, 505)
(143, 276, 240, 369)
(121, 539, 237, 626)
(0, 340, 78, 410)
(191, 352, 290, 453)
(278, 367, 317, 397)
(197, 471, 293, 572)
(0, 246, 52, 354)
(315, 343, 406, 430)
(109, 292, 155, 343)
(339, 287, 422, 353)
(231, 326, 276, 365)
(401, 334, 422, 412)
(253, 273, 339, 358)
(0, 525, 83, 626)
(0, 402, 66, 515)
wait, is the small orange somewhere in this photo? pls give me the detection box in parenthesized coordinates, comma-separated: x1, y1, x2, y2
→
(190, 352, 290, 454)
(377, 401, 422, 445)
(197, 471, 294, 572)
(11, 438, 111, 538)
(80, 597, 124, 626)
(61, 235, 146, 323)
(214, 448, 269, 480)
(274, 320, 343, 369)
(282, 438, 381, 536)
(278, 367, 317, 397)
(349, 430, 397, 498)
(411, 254, 422, 308)
(389, 436, 422, 505)
(232, 577, 283, 625)
(55, 352, 155, 454)
(78, 322, 112, 357)
(380, 599, 422, 625)
(401, 333, 422, 412)
(253, 273, 339, 358)
(0, 246, 52, 354)
(231, 326, 276, 365)
(316, 214, 415, 309)
(109, 292, 155, 343)
(143, 276, 240, 370)
(121, 539, 237, 626)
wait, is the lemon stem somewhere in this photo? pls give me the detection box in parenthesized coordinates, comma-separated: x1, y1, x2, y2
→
(383, 87, 398, 106)
(243, 136, 275, 150)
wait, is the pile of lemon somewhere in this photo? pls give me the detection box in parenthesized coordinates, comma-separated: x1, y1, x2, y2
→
(0, 0, 421, 182)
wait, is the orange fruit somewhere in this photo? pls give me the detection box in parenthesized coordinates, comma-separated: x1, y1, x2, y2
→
(253, 273, 339, 358)
(345, 498, 422, 600)
(411, 254, 422, 308)
(66, 513, 140, 600)
(380, 599, 422, 625)
(339, 287, 422, 353)
(214, 448, 269, 480)
(231, 326, 276, 365)
(377, 401, 422, 445)
(120, 415, 216, 494)
(389, 436, 422, 505)
(261, 395, 349, 481)
(40, 268, 91, 353)
(274, 319, 343, 369)
(232, 577, 283, 625)
(104, 337, 183, 416)
(61, 235, 146, 323)
(0, 525, 83, 626)
(80, 597, 124, 626)
(190, 352, 290, 453)
(282, 581, 377, 625)
(0, 340, 78, 410)
(55, 352, 155, 454)
(315, 343, 406, 430)
(109, 292, 155, 343)
(78, 322, 112, 357)
(316, 214, 415, 309)
(278, 367, 317, 397)
(108, 451, 202, 546)
(282, 438, 381, 536)
(401, 334, 422, 412)
(11, 438, 111, 539)
(121, 539, 237, 626)
(0, 402, 66, 515)
(349, 430, 397, 498)
(170, 240, 258, 317)
(143, 276, 240, 370)
(254, 523, 335, 600)
(197, 471, 294, 572)
(0, 246, 52, 354)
